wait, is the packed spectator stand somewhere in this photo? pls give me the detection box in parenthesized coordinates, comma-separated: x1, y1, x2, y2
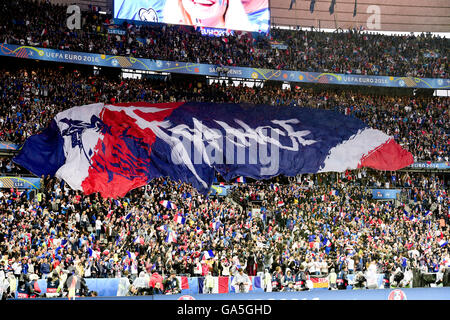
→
(0, 0, 448, 78)
(0, 0, 448, 299)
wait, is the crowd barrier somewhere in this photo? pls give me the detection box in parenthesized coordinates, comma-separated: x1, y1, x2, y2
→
(153, 287, 450, 300)
(26, 274, 388, 297)
(17, 287, 450, 300)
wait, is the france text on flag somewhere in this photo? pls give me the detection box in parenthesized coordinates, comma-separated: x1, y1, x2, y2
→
(14, 102, 413, 198)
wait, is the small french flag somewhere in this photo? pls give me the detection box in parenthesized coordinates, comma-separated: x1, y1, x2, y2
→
(174, 214, 186, 225)
(425, 210, 432, 217)
(236, 176, 246, 183)
(212, 221, 221, 230)
(165, 230, 177, 243)
(160, 200, 177, 210)
(439, 239, 448, 247)
(134, 236, 145, 245)
(196, 226, 204, 235)
(126, 250, 136, 260)
(203, 250, 215, 260)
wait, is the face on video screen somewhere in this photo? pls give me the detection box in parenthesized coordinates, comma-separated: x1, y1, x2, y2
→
(114, 0, 270, 32)
(181, 0, 228, 21)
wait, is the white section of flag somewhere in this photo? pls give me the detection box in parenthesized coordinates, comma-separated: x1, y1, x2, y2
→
(54, 103, 105, 191)
(318, 128, 390, 172)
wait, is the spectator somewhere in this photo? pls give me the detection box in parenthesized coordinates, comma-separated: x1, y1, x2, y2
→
(327, 268, 337, 290)
(204, 270, 214, 294)
(231, 267, 251, 293)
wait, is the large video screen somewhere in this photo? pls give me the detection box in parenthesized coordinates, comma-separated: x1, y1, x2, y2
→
(114, 0, 270, 33)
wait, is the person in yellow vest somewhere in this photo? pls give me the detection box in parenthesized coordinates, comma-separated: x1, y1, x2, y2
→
(204, 271, 214, 294)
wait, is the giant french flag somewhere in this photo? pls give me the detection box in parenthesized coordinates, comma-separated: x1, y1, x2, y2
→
(13, 102, 413, 198)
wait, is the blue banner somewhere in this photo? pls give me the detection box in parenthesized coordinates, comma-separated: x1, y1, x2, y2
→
(409, 162, 450, 170)
(371, 189, 401, 200)
(1, 44, 449, 89)
(210, 184, 232, 196)
(0, 177, 40, 189)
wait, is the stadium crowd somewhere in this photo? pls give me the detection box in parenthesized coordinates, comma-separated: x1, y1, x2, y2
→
(0, 0, 448, 78)
(0, 0, 448, 300)
(0, 65, 448, 297)
(0, 167, 448, 298)
(0, 66, 448, 163)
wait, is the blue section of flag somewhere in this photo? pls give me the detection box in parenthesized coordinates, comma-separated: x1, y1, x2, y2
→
(13, 119, 66, 176)
(148, 102, 367, 194)
(198, 277, 204, 294)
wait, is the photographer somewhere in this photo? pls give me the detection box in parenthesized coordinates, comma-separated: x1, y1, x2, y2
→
(45, 271, 61, 298)
(164, 270, 181, 295)
(28, 273, 41, 298)
(64, 268, 89, 299)
(231, 268, 251, 293)
(336, 266, 349, 290)
(129, 271, 150, 296)
(400, 267, 413, 288)
(390, 267, 404, 288)
(383, 264, 392, 289)
(16, 274, 32, 299)
(281, 269, 295, 291)
(352, 271, 366, 290)
(271, 266, 283, 292)
(149, 271, 164, 295)
(295, 265, 308, 291)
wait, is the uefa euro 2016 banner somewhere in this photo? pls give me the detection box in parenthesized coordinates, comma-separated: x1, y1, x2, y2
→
(1, 44, 449, 90)
(409, 162, 450, 170)
(113, 0, 270, 34)
(210, 184, 232, 196)
(371, 189, 401, 200)
(0, 142, 20, 151)
(13, 102, 413, 198)
(0, 177, 41, 190)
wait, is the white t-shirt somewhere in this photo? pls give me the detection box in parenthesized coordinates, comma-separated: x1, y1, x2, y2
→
(347, 258, 355, 271)
(308, 261, 316, 274)
(95, 219, 102, 231)
(12, 262, 22, 275)
(221, 264, 230, 276)
(320, 261, 328, 273)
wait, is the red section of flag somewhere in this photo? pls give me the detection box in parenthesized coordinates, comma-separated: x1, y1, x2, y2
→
(81, 102, 182, 198)
(358, 139, 414, 171)
(180, 276, 189, 290)
(218, 276, 229, 293)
